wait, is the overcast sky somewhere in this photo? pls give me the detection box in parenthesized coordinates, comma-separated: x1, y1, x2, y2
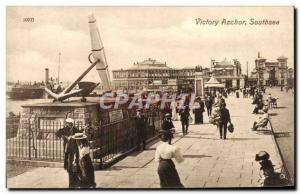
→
(7, 6, 294, 82)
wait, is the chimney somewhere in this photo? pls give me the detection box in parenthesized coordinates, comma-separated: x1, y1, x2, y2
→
(45, 68, 49, 84)
(258, 52, 260, 58)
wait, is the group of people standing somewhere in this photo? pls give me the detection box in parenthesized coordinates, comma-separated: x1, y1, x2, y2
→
(55, 84, 284, 189)
(252, 90, 265, 114)
(55, 89, 233, 189)
(168, 96, 214, 135)
(56, 118, 96, 189)
(155, 93, 233, 188)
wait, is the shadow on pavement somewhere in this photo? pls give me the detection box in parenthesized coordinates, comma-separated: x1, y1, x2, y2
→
(255, 130, 273, 135)
(274, 132, 292, 138)
(189, 123, 210, 125)
(275, 106, 287, 109)
(183, 154, 212, 159)
(269, 113, 278, 116)
(183, 136, 216, 140)
(227, 137, 260, 141)
(188, 132, 216, 135)
(108, 166, 141, 171)
(130, 149, 148, 156)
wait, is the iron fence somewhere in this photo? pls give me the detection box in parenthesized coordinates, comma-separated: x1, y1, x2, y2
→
(6, 116, 20, 139)
(6, 110, 162, 167)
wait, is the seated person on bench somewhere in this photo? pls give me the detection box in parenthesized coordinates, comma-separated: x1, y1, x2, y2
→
(253, 98, 264, 114)
(252, 108, 269, 131)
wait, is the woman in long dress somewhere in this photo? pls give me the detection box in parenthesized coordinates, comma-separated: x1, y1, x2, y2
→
(155, 130, 184, 188)
(209, 104, 221, 137)
(171, 101, 178, 121)
(73, 133, 96, 188)
(193, 101, 201, 124)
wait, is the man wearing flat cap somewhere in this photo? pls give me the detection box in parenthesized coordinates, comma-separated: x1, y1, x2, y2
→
(219, 103, 231, 140)
(254, 151, 288, 186)
(162, 113, 175, 144)
(179, 105, 190, 135)
(135, 109, 148, 150)
(56, 117, 82, 188)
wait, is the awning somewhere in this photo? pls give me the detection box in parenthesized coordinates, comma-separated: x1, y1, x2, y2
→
(204, 76, 225, 88)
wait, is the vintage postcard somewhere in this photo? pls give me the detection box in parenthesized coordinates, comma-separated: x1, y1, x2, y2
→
(6, 6, 294, 189)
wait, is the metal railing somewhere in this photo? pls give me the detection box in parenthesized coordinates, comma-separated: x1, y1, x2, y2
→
(6, 116, 20, 139)
(6, 110, 162, 167)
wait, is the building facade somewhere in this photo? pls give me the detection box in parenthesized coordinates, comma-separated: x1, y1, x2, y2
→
(250, 52, 290, 86)
(208, 58, 245, 88)
(286, 67, 294, 88)
(112, 58, 246, 92)
(112, 58, 195, 92)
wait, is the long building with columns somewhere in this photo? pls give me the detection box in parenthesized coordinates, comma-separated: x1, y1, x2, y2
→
(112, 58, 195, 92)
(112, 58, 246, 92)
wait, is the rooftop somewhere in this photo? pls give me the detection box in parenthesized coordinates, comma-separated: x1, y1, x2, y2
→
(128, 58, 171, 70)
(213, 58, 236, 68)
(277, 56, 288, 60)
(265, 61, 279, 65)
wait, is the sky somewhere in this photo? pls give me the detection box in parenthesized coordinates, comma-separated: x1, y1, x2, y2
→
(6, 6, 294, 83)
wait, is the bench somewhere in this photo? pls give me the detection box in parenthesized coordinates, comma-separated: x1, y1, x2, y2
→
(268, 98, 278, 109)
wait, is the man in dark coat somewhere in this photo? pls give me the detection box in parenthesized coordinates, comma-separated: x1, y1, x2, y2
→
(219, 103, 231, 140)
(199, 98, 205, 124)
(193, 98, 205, 124)
(161, 113, 175, 144)
(163, 103, 172, 117)
(179, 106, 190, 135)
(56, 118, 82, 188)
(205, 96, 213, 116)
(135, 109, 147, 150)
(236, 89, 240, 98)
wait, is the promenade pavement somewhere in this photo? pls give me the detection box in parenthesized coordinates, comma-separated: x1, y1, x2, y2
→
(7, 95, 284, 188)
(264, 87, 294, 184)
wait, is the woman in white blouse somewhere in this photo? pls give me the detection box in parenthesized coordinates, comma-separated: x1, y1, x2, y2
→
(155, 130, 184, 188)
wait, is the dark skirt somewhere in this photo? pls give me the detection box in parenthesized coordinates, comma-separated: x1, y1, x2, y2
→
(157, 159, 184, 188)
(78, 155, 96, 188)
(194, 111, 203, 124)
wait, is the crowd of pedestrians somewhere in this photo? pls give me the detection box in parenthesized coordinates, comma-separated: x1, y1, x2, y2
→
(56, 85, 289, 188)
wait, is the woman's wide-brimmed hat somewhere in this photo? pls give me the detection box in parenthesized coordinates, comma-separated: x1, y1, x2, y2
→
(72, 133, 87, 140)
(255, 151, 270, 161)
(165, 113, 171, 118)
(65, 118, 74, 123)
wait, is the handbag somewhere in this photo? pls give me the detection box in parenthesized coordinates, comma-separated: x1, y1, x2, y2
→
(228, 123, 234, 133)
(209, 116, 214, 124)
(72, 163, 79, 173)
(188, 115, 193, 124)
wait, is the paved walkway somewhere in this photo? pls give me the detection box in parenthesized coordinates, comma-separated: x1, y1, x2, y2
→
(265, 87, 294, 184)
(7, 95, 284, 188)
